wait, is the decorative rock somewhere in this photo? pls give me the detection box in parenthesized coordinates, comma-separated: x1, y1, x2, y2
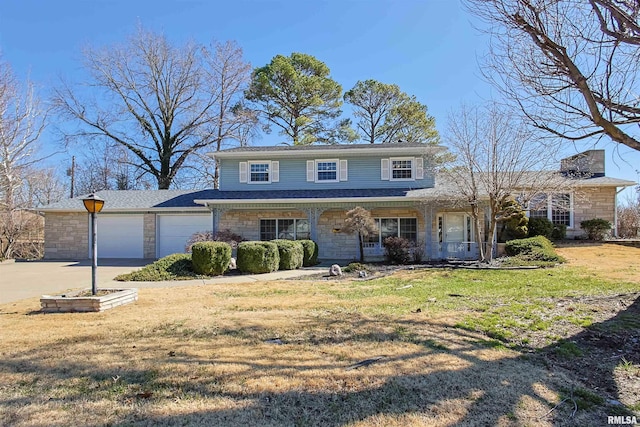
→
(358, 270, 367, 278)
(329, 264, 343, 276)
(229, 257, 237, 269)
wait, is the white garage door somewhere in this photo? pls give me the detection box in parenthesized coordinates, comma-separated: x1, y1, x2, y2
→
(96, 215, 144, 258)
(157, 214, 212, 258)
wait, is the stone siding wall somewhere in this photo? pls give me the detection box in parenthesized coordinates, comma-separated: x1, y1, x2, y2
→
(218, 210, 307, 242)
(143, 213, 156, 258)
(571, 187, 617, 238)
(44, 213, 88, 259)
(217, 207, 425, 260)
(318, 207, 425, 260)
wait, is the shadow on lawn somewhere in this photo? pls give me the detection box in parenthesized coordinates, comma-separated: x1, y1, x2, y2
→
(1, 297, 638, 426)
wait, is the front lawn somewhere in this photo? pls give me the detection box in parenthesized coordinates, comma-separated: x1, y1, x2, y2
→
(0, 243, 638, 426)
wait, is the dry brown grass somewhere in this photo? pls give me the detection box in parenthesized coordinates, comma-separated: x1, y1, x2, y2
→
(556, 242, 640, 282)
(0, 247, 637, 426)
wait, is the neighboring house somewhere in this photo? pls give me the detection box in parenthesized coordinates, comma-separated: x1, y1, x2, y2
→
(39, 144, 635, 261)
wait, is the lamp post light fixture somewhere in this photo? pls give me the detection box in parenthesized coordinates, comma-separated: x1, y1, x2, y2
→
(82, 193, 105, 295)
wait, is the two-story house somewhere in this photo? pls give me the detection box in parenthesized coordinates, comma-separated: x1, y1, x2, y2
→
(39, 144, 635, 261)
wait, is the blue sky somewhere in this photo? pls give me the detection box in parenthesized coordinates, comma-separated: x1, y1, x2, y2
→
(1, 0, 638, 192)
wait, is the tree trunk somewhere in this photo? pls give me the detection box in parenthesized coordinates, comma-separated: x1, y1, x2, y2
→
(486, 217, 497, 262)
(471, 204, 485, 262)
(358, 232, 365, 262)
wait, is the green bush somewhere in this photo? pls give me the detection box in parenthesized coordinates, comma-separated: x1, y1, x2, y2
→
(191, 241, 231, 276)
(115, 253, 197, 281)
(551, 224, 567, 240)
(236, 241, 280, 274)
(343, 262, 368, 273)
(580, 218, 612, 240)
(298, 239, 319, 267)
(505, 236, 565, 263)
(527, 217, 554, 238)
(272, 239, 304, 270)
(499, 199, 528, 242)
(383, 236, 413, 264)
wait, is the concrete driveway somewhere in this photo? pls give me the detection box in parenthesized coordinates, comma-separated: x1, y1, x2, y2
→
(0, 259, 153, 304)
(0, 259, 328, 304)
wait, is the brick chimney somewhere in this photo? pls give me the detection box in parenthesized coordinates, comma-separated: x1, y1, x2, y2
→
(560, 150, 605, 178)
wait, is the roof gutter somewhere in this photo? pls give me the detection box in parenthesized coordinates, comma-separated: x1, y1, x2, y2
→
(193, 196, 423, 206)
(211, 145, 448, 160)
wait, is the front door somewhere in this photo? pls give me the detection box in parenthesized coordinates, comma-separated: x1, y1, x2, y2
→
(439, 213, 477, 259)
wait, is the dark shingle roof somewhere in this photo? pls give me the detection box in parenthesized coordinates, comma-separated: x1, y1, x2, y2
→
(38, 190, 211, 212)
(38, 172, 635, 212)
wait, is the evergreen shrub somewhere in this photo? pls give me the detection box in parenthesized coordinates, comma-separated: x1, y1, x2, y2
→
(272, 239, 304, 270)
(237, 241, 280, 274)
(298, 239, 319, 266)
(191, 241, 232, 276)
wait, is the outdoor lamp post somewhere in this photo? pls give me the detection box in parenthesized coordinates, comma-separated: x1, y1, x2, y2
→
(82, 194, 105, 295)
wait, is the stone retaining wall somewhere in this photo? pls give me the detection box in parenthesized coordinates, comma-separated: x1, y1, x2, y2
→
(40, 288, 138, 312)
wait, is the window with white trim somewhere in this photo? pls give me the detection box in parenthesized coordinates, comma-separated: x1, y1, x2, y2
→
(307, 159, 347, 182)
(239, 160, 279, 184)
(316, 160, 338, 182)
(365, 217, 417, 247)
(250, 162, 270, 182)
(528, 193, 572, 227)
(381, 157, 424, 181)
(391, 158, 413, 180)
(260, 219, 310, 241)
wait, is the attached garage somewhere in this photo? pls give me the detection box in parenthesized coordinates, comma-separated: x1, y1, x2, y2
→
(157, 214, 212, 258)
(96, 215, 144, 258)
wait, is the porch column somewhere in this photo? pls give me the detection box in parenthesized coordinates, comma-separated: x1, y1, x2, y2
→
(304, 207, 324, 241)
(423, 204, 433, 261)
(210, 207, 229, 235)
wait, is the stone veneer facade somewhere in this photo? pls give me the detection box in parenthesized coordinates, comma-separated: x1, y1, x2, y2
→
(43, 212, 89, 259)
(143, 213, 156, 258)
(42, 186, 621, 260)
(219, 207, 425, 260)
(571, 187, 617, 238)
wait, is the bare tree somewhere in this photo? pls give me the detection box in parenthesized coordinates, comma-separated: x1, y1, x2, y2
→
(342, 206, 378, 263)
(69, 140, 153, 195)
(53, 28, 254, 189)
(0, 58, 48, 259)
(464, 0, 640, 151)
(445, 103, 567, 261)
(202, 41, 258, 188)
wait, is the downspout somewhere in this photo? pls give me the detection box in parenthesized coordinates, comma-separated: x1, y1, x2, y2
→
(614, 187, 626, 238)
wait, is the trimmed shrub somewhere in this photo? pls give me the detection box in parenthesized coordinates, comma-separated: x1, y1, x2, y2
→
(580, 218, 612, 241)
(383, 236, 412, 265)
(527, 217, 554, 239)
(272, 239, 304, 270)
(191, 241, 232, 276)
(299, 239, 319, 267)
(505, 236, 565, 263)
(186, 229, 245, 252)
(237, 241, 280, 274)
(551, 224, 567, 241)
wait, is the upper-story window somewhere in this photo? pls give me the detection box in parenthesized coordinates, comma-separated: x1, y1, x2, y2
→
(317, 160, 338, 182)
(392, 159, 413, 180)
(307, 159, 347, 182)
(239, 161, 279, 184)
(381, 157, 424, 181)
(250, 162, 270, 182)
